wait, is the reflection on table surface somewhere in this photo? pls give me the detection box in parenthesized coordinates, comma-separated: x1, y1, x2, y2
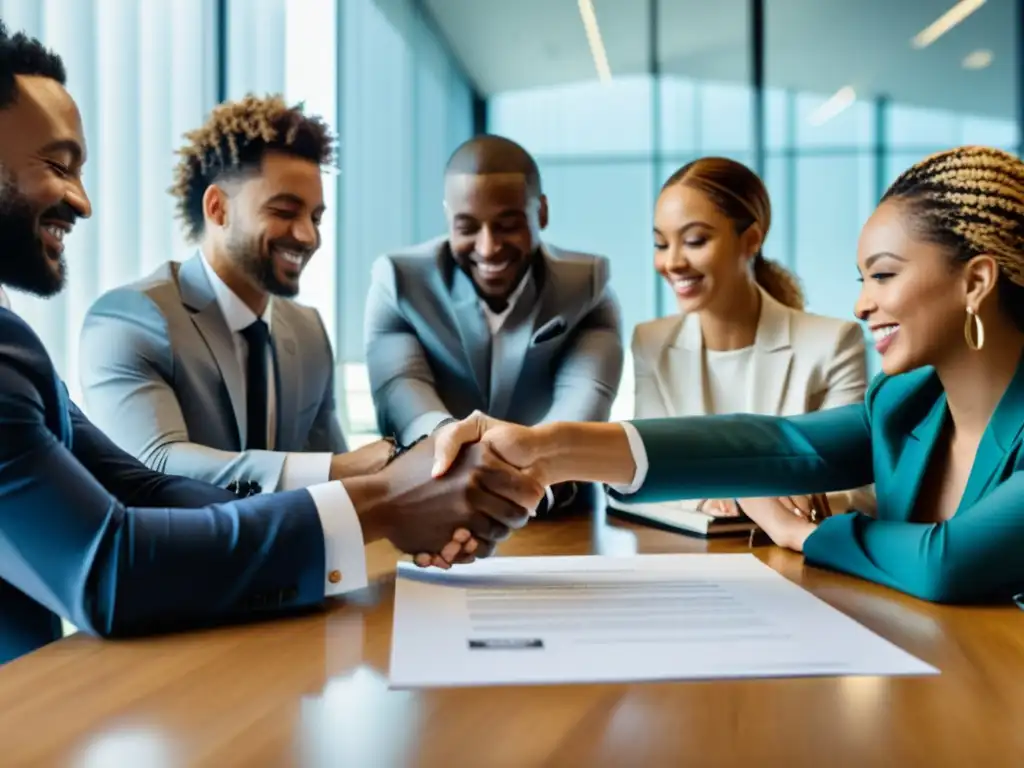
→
(2, 508, 1024, 767)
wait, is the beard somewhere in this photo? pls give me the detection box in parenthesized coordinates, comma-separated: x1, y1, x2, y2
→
(0, 168, 67, 298)
(224, 225, 304, 298)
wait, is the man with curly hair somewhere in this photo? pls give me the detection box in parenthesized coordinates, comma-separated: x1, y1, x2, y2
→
(0, 24, 540, 665)
(81, 94, 392, 494)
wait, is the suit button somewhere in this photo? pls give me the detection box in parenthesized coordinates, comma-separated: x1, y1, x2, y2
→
(328, 570, 342, 584)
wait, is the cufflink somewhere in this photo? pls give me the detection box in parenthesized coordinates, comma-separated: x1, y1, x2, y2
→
(328, 570, 342, 584)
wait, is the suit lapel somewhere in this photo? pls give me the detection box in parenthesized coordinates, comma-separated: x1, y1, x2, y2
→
(489, 271, 543, 419)
(750, 290, 794, 414)
(958, 352, 1024, 512)
(662, 314, 707, 416)
(884, 393, 946, 522)
(447, 263, 492, 402)
(178, 255, 247, 449)
(270, 304, 300, 450)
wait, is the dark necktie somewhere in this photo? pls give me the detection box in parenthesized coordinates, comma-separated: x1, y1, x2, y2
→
(241, 319, 270, 450)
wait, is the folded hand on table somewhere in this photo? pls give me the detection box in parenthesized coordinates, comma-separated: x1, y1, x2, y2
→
(728, 494, 833, 552)
(700, 494, 832, 522)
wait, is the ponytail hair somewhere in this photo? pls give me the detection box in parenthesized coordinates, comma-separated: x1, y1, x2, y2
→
(662, 156, 804, 310)
(753, 253, 804, 310)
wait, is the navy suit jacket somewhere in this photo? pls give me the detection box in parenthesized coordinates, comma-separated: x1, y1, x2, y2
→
(0, 307, 327, 665)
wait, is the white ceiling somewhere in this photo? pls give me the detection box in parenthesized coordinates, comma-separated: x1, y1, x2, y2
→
(423, 0, 1019, 120)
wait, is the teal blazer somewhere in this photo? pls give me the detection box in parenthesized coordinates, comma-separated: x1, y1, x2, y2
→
(620, 360, 1024, 603)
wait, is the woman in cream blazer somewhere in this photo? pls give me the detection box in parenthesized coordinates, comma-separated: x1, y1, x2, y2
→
(633, 157, 875, 516)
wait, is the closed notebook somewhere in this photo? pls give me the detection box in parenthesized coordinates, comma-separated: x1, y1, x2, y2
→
(606, 495, 757, 538)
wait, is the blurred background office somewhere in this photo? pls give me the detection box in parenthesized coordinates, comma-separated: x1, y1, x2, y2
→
(2, 0, 1020, 446)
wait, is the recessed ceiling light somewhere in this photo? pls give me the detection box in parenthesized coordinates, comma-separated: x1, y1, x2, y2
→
(962, 49, 993, 69)
(912, 0, 986, 49)
(577, 0, 612, 83)
(809, 86, 856, 126)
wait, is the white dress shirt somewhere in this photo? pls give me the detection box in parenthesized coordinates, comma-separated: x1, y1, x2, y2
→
(200, 255, 365, 597)
(0, 286, 9, 310)
(612, 422, 649, 494)
(704, 346, 756, 414)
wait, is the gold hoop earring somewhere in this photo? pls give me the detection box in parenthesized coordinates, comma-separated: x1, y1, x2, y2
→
(965, 307, 985, 351)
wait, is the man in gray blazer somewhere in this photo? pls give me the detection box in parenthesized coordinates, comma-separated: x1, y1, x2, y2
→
(81, 95, 390, 494)
(365, 135, 624, 511)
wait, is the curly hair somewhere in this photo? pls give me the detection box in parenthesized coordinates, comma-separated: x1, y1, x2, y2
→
(662, 157, 804, 310)
(169, 94, 336, 242)
(882, 145, 1024, 330)
(0, 21, 66, 109)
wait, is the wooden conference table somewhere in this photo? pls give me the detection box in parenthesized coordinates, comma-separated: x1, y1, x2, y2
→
(2, 510, 1024, 766)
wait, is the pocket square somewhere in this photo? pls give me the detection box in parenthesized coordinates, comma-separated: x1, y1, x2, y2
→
(532, 318, 567, 345)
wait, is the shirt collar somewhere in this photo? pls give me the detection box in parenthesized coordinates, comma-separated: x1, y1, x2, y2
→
(199, 251, 273, 333)
(480, 267, 531, 323)
(0, 286, 9, 311)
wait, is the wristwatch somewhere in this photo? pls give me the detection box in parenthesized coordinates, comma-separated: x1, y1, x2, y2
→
(383, 417, 458, 467)
(382, 433, 428, 467)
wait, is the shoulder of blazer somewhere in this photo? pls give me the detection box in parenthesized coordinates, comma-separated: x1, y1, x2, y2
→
(374, 237, 448, 290)
(0, 307, 51, 373)
(631, 315, 682, 359)
(85, 262, 178, 325)
(541, 245, 611, 299)
(382, 237, 447, 271)
(786, 309, 864, 357)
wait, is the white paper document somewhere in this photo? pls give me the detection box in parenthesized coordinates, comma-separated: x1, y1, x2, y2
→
(388, 554, 937, 688)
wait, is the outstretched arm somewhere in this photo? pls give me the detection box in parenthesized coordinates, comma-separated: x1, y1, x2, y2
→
(2, 359, 336, 641)
(804, 474, 1024, 603)
(432, 405, 874, 501)
(364, 257, 453, 444)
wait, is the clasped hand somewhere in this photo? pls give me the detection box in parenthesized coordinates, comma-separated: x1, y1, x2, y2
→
(702, 494, 830, 551)
(413, 412, 542, 569)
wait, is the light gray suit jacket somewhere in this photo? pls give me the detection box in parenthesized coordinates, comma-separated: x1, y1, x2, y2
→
(366, 237, 624, 443)
(79, 254, 346, 492)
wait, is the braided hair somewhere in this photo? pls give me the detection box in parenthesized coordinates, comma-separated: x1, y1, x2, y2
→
(663, 157, 804, 310)
(882, 146, 1024, 329)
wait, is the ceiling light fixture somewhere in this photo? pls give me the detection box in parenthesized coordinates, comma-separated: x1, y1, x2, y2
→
(912, 0, 986, 49)
(809, 86, 856, 126)
(577, 0, 612, 83)
(962, 49, 993, 69)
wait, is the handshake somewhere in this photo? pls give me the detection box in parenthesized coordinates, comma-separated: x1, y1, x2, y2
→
(359, 412, 559, 569)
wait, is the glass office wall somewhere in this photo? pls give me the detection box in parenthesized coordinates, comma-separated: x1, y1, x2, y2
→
(766, 0, 1020, 375)
(486, 0, 1020, 397)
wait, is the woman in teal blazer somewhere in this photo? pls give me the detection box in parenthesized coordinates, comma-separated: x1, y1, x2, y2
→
(428, 145, 1024, 604)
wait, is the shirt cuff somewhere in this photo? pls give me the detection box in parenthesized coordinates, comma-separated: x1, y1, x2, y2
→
(608, 422, 649, 495)
(278, 452, 333, 491)
(306, 481, 368, 597)
(401, 410, 452, 445)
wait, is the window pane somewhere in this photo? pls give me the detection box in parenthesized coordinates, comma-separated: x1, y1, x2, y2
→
(488, 76, 654, 157)
(793, 154, 874, 322)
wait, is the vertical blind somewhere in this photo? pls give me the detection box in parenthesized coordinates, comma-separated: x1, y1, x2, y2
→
(1, 0, 474, 428)
(1, 0, 217, 404)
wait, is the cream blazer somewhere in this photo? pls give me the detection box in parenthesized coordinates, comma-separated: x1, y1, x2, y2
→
(631, 287, 876, 515)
